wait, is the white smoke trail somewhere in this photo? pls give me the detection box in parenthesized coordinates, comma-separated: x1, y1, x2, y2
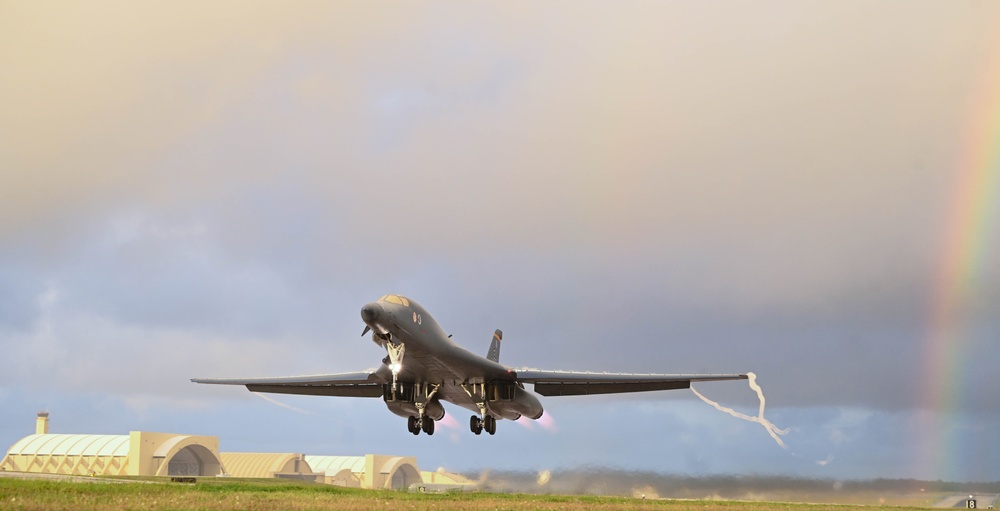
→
(252, 392, 315, 415)
(690, 372, 789, 449)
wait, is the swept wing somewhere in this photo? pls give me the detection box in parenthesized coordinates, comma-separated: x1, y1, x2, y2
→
(513, 370, 747, 396)
(191, 371, 383, 397)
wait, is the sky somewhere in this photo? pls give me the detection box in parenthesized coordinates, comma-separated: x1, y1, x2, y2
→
(2, 1, 999, 483)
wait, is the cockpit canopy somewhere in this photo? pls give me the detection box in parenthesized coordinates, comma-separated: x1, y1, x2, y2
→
(379, 295, 410, 307)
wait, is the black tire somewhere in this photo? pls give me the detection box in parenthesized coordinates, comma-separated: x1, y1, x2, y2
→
(485, 415, 496, 435)
(422, 418, 435, 435)
(407, 416, 418, 433)
(470, 415, 482, 435)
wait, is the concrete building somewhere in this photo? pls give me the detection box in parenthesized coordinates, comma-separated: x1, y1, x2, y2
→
(418, 468, 477, 492)
(302, 455, 367, 487)
(219, 452, 322, 482)
(0, 413, 223, 477)
(1, 413, 474, 491)
(305, 455, 421, 489)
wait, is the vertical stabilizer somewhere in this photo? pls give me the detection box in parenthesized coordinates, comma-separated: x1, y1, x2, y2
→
(486, 329, 502, 362)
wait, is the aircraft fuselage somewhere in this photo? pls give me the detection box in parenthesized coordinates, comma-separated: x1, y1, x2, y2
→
(193, 294, 747, 437)
(361, 295, 543, 432)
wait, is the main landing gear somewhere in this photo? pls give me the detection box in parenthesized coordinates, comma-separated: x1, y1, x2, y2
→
(402, 382, 440, 436)
(407, 415, 435, 435)
(461, 382, 497, 435)
(470, 414, 496, 435)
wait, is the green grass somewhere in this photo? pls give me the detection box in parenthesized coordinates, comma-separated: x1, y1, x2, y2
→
(0, 477, 939, 511)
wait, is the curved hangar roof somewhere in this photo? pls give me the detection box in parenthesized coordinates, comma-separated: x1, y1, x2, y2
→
(304, 455, 366, 475)
(304, 455, 421, 489)
(2, 432, 223, 477)
(220, 452, 313, 478)
(7, 434, 130, 457)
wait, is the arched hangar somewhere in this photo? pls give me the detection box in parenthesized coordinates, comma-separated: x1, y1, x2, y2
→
(305, 455, 421, 489)
(0, 414, 223, 477)
(220, 452, 321, 481)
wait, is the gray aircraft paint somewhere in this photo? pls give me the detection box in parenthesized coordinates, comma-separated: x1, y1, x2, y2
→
(193, 295, 746, 436)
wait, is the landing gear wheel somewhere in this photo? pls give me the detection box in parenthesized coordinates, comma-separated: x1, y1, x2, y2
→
(407, 416, 419, 434)
(484, 415, 496, 435)
(470, 415, 483, 435)
(421, 418, 435, 435)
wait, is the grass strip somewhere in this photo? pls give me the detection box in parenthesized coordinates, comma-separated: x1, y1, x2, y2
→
(0, 477, 937, 511)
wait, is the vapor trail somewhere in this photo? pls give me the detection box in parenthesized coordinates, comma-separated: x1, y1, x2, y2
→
(252, 392, 315, 415)
(691, 372, 789, 449)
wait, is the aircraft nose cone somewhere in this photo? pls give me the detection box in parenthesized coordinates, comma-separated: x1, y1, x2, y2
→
(361, 302, 383, 324)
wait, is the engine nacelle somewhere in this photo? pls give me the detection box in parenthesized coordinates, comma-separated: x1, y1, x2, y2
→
(381, 383, 445, 420)
(383, 398, 445, 421)
(486, 381, 544, 420)
(424, 399, 446, 421)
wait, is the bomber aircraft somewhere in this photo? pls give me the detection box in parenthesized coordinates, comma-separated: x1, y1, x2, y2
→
(193, 295, 747, 436)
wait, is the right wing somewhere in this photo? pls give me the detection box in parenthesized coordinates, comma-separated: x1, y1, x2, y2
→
(513, 370, 747, 396)
(191, 371, 384, 398)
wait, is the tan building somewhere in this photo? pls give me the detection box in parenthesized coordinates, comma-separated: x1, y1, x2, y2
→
(305, 455, 422, 489)
(302, 455, 367, 487)
(220, 452, 322, 482)
(0, 413, 223, 477)
(2, 413, 474, 491)
(418, 468, 477, 492)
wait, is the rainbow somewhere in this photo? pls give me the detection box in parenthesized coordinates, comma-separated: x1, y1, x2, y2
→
(920, 32, 1000, 480)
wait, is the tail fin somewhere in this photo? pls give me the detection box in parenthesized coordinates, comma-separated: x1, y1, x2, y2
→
(486, 329, 502, 362)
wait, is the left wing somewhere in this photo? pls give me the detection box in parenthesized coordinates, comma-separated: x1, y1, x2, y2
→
(191, 371, 384, 397)
(513, 370, 747, 396)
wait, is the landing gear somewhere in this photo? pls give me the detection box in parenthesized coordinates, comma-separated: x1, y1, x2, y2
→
(461, 382, 498, 436)
(408, 415, 436, 435)
(385, 341, 405, 392)
(469, 414, 496, 435)
(404, 382, 441, 436)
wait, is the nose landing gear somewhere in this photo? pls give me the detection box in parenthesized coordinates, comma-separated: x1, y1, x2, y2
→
(385, 340, 405, 392)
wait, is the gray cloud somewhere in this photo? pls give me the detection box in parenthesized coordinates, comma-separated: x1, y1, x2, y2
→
(1, 0, 998, 482)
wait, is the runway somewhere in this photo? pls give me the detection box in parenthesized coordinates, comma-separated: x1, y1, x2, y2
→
(934, 493, 998, 508)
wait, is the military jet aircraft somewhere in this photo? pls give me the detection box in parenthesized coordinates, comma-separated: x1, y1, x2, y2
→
(193, 294, 747, 436)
